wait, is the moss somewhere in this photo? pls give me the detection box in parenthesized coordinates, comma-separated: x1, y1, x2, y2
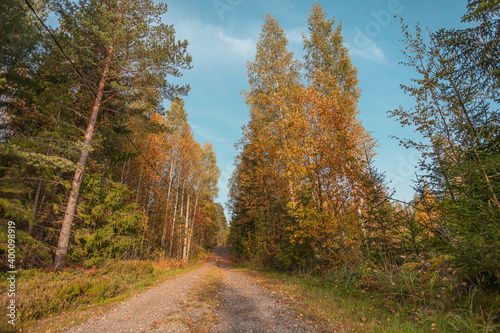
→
(401, 262, 421, 272)
(421, 255, 455, 281)
(429, 255, 453, 272)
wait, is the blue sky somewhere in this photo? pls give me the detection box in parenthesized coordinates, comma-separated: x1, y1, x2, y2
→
(161, 0, 468, 212)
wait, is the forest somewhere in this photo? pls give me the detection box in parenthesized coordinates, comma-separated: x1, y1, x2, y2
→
(229, 0, 500, 286)
(0, 0, 226, 269)
(1, 0, 499, 332)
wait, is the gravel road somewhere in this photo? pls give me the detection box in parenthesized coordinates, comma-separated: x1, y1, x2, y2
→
(64, 247, 319, 332)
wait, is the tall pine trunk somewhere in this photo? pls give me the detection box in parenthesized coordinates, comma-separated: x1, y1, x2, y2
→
(53, 53, 111, 269)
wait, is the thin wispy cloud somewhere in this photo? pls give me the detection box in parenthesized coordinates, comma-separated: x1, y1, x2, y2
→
(172, 17, 256, 66)
(216, 30, 255, 59)
(344, 29, 385, 62)
(190, 123, 231, 144)
(346, 41, 385, 62)
(284, 26, 306, 44)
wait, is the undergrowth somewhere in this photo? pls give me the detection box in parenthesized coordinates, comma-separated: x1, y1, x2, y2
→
(234, 257, 500, 332)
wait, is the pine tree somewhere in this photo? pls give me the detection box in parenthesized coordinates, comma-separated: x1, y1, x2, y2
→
(53, 0, 192, 269)
(0, 0, 81, 239)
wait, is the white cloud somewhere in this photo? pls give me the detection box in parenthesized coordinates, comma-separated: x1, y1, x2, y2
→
(190, 123, 230, 144)
(285, 26, 306, 44)
(345, 40, 385, 62)
(216, 30, 255, 59)
(344, 29, 385, 62)
(172, 17, 256, 66)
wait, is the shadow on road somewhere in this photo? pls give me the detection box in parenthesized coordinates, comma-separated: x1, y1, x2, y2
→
(213, 246, 231, 269)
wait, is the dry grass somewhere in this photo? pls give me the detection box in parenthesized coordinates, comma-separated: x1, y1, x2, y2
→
(185, 266, 224, 332)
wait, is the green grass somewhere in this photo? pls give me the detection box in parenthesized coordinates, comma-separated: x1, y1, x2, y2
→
(0, 257, 208, 333)
(233, 261, 500, 332)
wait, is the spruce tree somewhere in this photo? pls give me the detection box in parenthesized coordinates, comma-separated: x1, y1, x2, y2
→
(391, 1, 500, 286)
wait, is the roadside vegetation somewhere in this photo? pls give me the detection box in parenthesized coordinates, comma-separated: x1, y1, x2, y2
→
(0, 254, 209, 333)
(235, 259, 499, 332)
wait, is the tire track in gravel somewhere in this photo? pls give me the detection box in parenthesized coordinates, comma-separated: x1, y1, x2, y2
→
(213, 247, 319, 333)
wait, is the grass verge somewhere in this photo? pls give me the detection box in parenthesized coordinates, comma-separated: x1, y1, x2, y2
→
(233, 263, 500, 333)
(0, 257, 208, 333)
(190, 265, 224, 332)
(162, 264, 224, 332)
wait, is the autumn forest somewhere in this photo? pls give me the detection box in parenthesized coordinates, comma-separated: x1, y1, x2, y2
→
(1, 0, 499, 332)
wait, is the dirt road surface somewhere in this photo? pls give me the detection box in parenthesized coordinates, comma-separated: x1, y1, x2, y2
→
(213, 247, 317, 333)
(64, 247, 318, 332)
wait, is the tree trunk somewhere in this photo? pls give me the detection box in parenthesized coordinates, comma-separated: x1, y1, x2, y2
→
(147, 219, 156, 257)
(168, 189, 179, 258)
(121, 133, 136, 185)
(141, 186, 154, 255)
(177, 183, 185, 259)
(146, 187, 155, 256)
(29, 179, 43, 236)
(336, 212, 351, 269)
(53, 54, 111, 270)
(182, 194, 190, 261)
(135, 164, 145, 205)
(161, 161, 175, 248)
(120, 160, 127, 184)
(186, 195, 198, 261)
(135, 141, 149, 206)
